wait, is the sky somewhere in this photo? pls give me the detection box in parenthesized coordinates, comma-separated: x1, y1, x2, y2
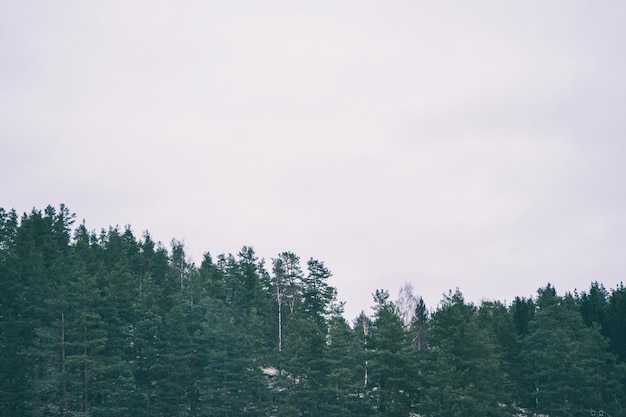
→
(2, 1, 626, 320)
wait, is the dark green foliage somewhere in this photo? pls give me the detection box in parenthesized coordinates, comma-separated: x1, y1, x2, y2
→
(410, 296, 428, 351)
(579, 281, 609, 327)
(510, 296, 535, 337)
(5, 206, 75, 416)
(325, 311, 363, 415)
(2, 205, 626, 417)
(198, 250, 272, 417)
(0, 208, 23, 416)
(522, 286, 624, 417)
(271, 251, 303, 355)
(366, 290, 417, 417)
(273, 257, 337, 416)
(605, 283, 626, 363)
(279, 312, 329, 416)
(424, 289, 511, 417)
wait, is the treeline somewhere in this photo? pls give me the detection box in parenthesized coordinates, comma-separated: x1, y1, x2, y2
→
(1, 205, 625, 417)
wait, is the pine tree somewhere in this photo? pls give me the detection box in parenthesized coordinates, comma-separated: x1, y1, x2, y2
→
(199, 297, 269, 416)
(325, 303, 363, 415)
(12, 206, 74, 416)
(524, 285, 624, 417)
(423, 289, 510, 417)
(277, 258, 335, 416)
(132, 237, 180, 415)
(367, 290, 417, 417)
(510, 296, 535, 337)
(0, 208, 25, 416)
(197, 247, 275, 416)
(476, 300, 519, 408)
(64, 267, 109, 415)
(579, 281, 609, 328)
(271, 252, 303, 353)
(410, 296, 428, 351)
(605, 283, 626, 363)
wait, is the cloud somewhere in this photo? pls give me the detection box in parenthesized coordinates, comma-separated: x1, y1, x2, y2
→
(2, 1, 626, 319)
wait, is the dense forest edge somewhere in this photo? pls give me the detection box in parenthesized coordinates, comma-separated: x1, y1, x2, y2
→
(1, 204, 625, 417)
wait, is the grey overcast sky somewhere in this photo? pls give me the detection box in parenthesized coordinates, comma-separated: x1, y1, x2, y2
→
(2, 1, 626, 320)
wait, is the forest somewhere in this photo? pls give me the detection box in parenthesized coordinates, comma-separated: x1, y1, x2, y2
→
(1, 205, 625, 417)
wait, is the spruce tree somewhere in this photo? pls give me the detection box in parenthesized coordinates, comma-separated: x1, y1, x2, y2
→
(424, 289, 510, 417)
(326, 304, 362, 416)
(524, 285, 624, 417)
(0, 208, 25, 416)
(579, 281, 609, 328)
(367, 290, 417, 417)
(277, 258, 335, 416)
(12, 206, 74, 415)
(605, 283, 626, 363)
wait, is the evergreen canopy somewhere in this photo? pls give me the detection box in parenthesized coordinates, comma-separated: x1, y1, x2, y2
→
(1, 205, 625, 417)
